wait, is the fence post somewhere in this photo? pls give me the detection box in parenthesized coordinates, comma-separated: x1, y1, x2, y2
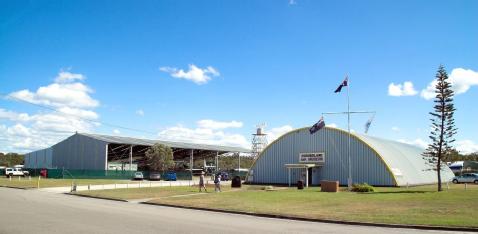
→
(18, 176, 21, 181)
(88, 184, 91, 190)
(29, 176, 31, 181)
(37, 176, 40, 189)
(465, 183, 467, 190)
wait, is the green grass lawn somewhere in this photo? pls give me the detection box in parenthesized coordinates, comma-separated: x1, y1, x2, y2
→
(144, 184, 478, 228)
(75, 184, 230, 200)
(0, 177, 135, 188)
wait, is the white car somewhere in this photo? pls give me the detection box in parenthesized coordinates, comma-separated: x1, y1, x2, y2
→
(132, 172, 144, 180)
(452, 173, 478, 184)
(5, 168, 29, 177)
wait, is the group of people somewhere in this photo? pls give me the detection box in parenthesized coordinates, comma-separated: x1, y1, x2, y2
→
(199, 171, 221, 192)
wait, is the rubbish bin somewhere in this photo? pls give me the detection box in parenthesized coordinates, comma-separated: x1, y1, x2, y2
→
(231, 176, 241, 188)
(297, 180, 304, 190)
(40, 169, 48, 178)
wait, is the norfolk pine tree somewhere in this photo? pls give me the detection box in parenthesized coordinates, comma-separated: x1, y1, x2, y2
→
(423, 65, 457, 192)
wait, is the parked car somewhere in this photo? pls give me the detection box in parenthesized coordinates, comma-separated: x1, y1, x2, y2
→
(132, 172, 144, 180)
(217, 171, 229, 181)
(5, 167, 29, 177)
(149, 172, 161, 181)
(452, 173, 478, 184)
(164, 171, 177, 181)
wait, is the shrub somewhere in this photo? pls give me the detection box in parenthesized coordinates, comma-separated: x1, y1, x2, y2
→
(351, 183, 375, 192)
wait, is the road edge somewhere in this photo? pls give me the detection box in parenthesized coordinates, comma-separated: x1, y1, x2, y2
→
(0, 185, 32, 190)
(66, 192, 128, 202)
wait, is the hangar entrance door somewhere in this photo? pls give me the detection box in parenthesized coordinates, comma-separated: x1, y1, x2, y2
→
(284, 164, 316, 188)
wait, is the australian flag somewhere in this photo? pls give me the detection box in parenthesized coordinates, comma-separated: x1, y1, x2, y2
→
(364, 115, 375, 134)
(309, 117, 325, 134)
(334, 76, 348, 93)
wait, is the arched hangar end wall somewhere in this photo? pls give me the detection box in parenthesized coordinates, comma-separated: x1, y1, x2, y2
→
(249, 127, 396, 186)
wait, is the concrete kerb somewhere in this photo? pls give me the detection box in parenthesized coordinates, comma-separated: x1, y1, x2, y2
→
(0, 185, 32, 190)
(66, 192, 128, 202)
(35, 179, 220, 193)
(140, 202, 478, 233)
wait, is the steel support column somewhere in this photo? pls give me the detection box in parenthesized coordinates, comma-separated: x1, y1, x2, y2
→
(190, 149, 194, 180)
(305, 168, 309, 188)
(288, 168, 291, 187)
(105, 144, 109, 171)
(215, 151, 219, 172)
(237, 152, 240, 172)
(129, 145, 133, 171)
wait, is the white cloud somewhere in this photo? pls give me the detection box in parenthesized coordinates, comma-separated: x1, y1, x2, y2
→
(448, 68, 478, 94)
(420, 80, 437, 100)
(54, 71, 85, 83)
(8, 82, 99, 108)
(398, 138, 478, 155)
(398, 138, 428, 149)
(267, 125, 293, 142)
(158, 124, 249, 149)
(0, 108, 31, 122)
(113, 129, 121, 135)
(421, 68, 478, 100)
(388, 81, 418, 96)
(6, 124, 31, 137)
(159, 64, 220, 85)
(391, 126, 400, 132)
(326, 123, 337, 128)
(0, 70, 100, 153)
(0, 121, 74, 152)
(289, 0, 297, 5)
(57, 106, 98, 119)
(197, 120, 243, 129)
(157, 122, 295, 150)
(136, 109, 144, 116)
(455, 140, 478, 155)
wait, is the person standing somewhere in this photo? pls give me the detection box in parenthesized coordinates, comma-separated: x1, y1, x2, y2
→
(214, 173, 222, 192)
(199, 171, 207, 192)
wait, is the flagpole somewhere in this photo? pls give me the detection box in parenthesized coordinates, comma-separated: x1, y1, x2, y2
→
(347, 76, 352, 190)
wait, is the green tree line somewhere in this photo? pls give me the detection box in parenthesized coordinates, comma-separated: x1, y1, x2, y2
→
(0, 153, 24, 167)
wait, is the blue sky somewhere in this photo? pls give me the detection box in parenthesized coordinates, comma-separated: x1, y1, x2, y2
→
(1, 0, 477, 153)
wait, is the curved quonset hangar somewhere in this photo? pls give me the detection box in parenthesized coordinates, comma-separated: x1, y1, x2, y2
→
(248, 127, 454, 186)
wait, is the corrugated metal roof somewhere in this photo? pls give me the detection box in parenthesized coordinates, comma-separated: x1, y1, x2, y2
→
(355, 132, 455, 186)
(78, 133, 250, 153)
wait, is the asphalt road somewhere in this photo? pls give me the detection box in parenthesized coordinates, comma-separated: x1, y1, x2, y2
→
(0, 187, 467, 234)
